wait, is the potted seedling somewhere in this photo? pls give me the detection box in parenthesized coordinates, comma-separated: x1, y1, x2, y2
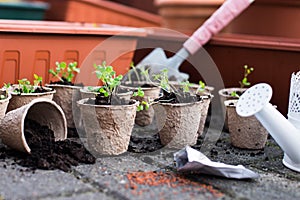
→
(80, 62, 133, 101)
(180, 80, 213, 136)
(221, 65, 269, 149)
(169, 80, 214, 136)
(224, 99, 269, 150)
(77, 64, 143, 156)
(6, 74, 55, 112)
(0, 84, 11, 119)
(47, 61, 81, 129)
(218, 65, 254, 130)
(152, 69, 203, 149)
(120, 63, 161, 127)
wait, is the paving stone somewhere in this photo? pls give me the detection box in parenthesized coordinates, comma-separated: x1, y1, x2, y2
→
(0, 161, 96, 200)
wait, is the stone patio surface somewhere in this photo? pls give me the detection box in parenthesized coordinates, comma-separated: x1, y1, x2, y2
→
(1, 115, 300, 200)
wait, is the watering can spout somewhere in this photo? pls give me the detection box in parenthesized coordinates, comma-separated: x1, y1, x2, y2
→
(236, 83, 300, 172)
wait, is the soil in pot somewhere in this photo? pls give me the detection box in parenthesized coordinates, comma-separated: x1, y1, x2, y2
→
(86, 93, 135, 106)
(154, 88, 202, 148)
(155, 88, 201, 104)
(13, 86, 53, 94)
(0, 119, 95, 172)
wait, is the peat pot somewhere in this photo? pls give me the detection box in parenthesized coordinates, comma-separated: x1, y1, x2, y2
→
(77, 98, 138, 156)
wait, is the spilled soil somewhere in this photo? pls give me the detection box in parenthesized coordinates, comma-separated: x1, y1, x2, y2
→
(0, 119, 95, 172)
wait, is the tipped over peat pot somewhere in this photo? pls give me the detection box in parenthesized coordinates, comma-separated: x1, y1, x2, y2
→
(0, 98, 67, 153)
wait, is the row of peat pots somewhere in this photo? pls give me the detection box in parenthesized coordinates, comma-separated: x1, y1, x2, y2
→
(0, 75, 215, 157)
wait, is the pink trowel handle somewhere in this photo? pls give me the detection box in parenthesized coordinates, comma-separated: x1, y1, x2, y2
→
(183, 0, 255, 55)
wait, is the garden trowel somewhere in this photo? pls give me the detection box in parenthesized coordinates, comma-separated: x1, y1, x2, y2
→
(134, 0, 255, 82)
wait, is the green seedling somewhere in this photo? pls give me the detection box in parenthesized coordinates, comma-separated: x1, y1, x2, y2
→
(94, 61, 123, 98)
(15, 78, 35, 94)
(49, 61, 80, 83)
(197, 81, 206, 93)
(33, 73, 43, 87)
(0, 94, 5, 100)
(239, 65, 254, 88)
(231, 65, 254, 98)
(132, 87, 150, 111)
(153, 68, 172, 92)
(0, 83, 10, 100)
(127, 62, 151, 84)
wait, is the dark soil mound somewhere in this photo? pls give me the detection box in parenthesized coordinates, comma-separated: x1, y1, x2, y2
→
(0, 119, 95, 172)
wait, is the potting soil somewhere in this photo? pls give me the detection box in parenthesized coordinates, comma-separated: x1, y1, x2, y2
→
(155, 89, 200, 104)
(0, 119, 95, 172)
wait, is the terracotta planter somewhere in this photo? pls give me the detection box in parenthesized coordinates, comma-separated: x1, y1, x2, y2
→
(155, 0, 224, 34)
(218, 87, 247, 130)
(46, 84, 82, 129)
(225, 99, 268, 149)
(119, 83, 161, 127)
(0, 98, 67, 153)
(77, 98, 138, 156)
(7, 85, 55, 112)
(153, 99, 202, 149)
(224, 0, 300, 38)
(0, 90, 11, 119)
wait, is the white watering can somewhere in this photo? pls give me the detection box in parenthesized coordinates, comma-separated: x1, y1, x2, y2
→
(236, 79, 300, 172)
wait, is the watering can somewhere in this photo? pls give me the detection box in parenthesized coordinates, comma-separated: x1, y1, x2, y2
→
(236, 77, 300, 172)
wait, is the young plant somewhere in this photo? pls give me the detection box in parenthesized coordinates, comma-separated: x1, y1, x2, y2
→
(239, 65, 254, 88)
(127, 62, 151, 84)
(231, 65, 254, 98)
(132, 87, 150, 111)
(94, 61, 123, 101)
(152, 68, 172, 92)
(196, 81, 206, 93)
(49, 61, 80, 83)
(15, 78, 35, 94)
(33, 73, 43, 87)
(0, 83, 11, 100)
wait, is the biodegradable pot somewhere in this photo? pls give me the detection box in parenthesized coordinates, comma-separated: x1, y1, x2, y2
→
(0, 98, 67, 153)
(153, 99, 202, 149)
(120, 83, 161, 127)
(225, 99, 268, 149)
(77, 98, 138, 156)
(80, 86, 133, 100)
(7, 85, 55, 112)
(0, 91, 11, 119)
(218, 87, 247, 129)
(169, 81, 214, 136)
(46, 84, 82, 129)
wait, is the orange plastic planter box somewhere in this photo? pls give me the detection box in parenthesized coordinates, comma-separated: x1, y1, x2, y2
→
(0, 20, 146, 86)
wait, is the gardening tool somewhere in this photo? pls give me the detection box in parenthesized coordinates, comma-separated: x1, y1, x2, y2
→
(236, 83, 300, 173)
(132, 0, 255, 82)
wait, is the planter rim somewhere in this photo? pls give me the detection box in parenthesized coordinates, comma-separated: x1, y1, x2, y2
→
(77, 98, 139, 108)
(155, 0, 224, 6)
(120, 82, 160, 91)
(45, 83, 83, 90)
(80, 86, 133, 96)
(10, 85, 56, 96)
(224, 99, 238, 107)
(155, 98, 203, 107)
(218, 87, 247, 98)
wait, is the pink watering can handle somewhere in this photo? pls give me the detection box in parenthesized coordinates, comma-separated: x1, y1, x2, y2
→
(183, 0, 255, 55)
